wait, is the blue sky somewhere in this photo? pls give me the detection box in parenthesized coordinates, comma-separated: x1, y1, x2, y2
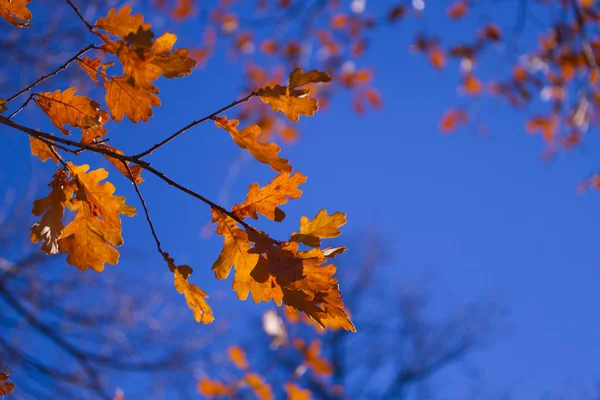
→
(2, 0, 600, 398)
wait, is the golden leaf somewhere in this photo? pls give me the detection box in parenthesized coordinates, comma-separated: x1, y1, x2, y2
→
(174, 268, 214, 324)
(232, 172, 306, 222)
(258, 68, 331, 121)
(151, 33, 196, 79)
(0, 0, 32, 27)
(30, 169, 70, 255)
(34, 88, 109, 136)
(95, 6, 150, 39)
(29, 136, 58, 164)
(214, 116, 292, 172)
(105, 76, 161, 122)
(58, 163, 136, 272)
(291, 209, 346, 248)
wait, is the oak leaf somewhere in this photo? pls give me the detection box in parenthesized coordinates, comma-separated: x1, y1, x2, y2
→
(151, 33, 196, 79)
(105, 76, 161, 122)
(258, 68, 331, 121)
(291, 209, 346, 248)
(0, 0, 31, 27)
(0, 373, 14, 397)
(232, 172, 306, 222)
(58, 163, 136, 272)
(78, 57, 114, 82)
(34, 88, 109, 136)
(174, 267, 214, 324)
(95, 6, 150, 39)
(29, 136, 58, 164)
(214, 116, 292, 172)
(30, 169, 70, 255)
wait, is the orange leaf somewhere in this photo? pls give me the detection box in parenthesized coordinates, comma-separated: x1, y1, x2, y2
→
(95, 6, 150, 39)
(58, 163, 137, 272)
(0, 373, 14, 397)
(0, 0, 32, 27)
(34, 88, 109, 136)
(439, 108, 468, 133)
(294, 339, 332, 376)
(78, 57, 114, 82)
(214, 116, 292, 172)
(105, 76, 161, 123)
(429, 48, 446, 69)
(197, 378, 232, 397)
(526, 116, 556, 142)
(244, 373, 273, 400)
(258, 68, 332, 121)
(462, 74, 482, 95)
(99, 145, 143, 184)
(291, 209, 346, 248)
(29, 136, 58, 164)
(285, 383, 313, 400)
(232, 172, 306, 222)
(174, 267, 214, 324)
(447, 1, 469, 19)
(228, 345, 249, 369)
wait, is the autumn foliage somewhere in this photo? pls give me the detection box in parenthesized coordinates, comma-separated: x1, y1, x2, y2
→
(0, 0, 355, 355)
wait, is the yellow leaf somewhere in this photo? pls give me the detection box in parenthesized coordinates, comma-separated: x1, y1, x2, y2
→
(0, 0, 31, 27)
(232, 172, 306, 222)
(29, 136, 58, 164)
(174, 267, 214, 324)
(244, 373, 273, 400)
(105, 76, 161, 122)
(58, 163, 136, 272)
(228, 345, 249, 369)
(214, 116, 292, 172)
(291, 209, 346, 247)
(258, 68, 331, 121)
(34, 88, 109, 136)
(151, 33, 196, 79)
(30, 169, 70, 255)
(95, 6, 150, 39)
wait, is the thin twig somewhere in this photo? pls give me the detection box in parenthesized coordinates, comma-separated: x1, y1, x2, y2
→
(134, 91, 258, 159)
(5, 44, 96, 103)
(121, 161, 164, 255)
(65, 0, 95, 32)
(8, 94, 34, 119)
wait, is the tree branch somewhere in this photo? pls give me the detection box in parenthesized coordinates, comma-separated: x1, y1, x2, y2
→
(134, 91, 258, 158)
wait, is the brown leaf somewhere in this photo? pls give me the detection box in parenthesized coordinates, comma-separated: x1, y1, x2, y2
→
(0, 0, 32, 27)
(30, 169, 70, 255)
(233, 172, 306, 222)
(214, 116, 292, 172)
(294, 339, 333, 376)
